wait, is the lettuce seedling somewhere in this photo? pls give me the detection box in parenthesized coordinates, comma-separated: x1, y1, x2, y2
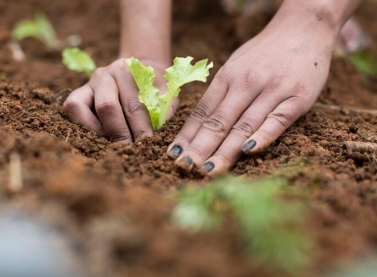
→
(173, 177, 312, 275)
(62, 47, 96, 77)
(125, 57, 213, 130)
(12, 13, 59, 49)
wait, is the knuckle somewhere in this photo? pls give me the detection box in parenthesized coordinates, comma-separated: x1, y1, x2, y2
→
(96, 101, 118, 116)
(91, 67, 107, 79)
(189, 103, 211, 123)
(239, 70, 259, 91)
(267, 110, 295, 128)
(187, 145, 205, 158)
(63, 97, 80, 114)
(217, 64, 234, 81)
(112, 59, 127, 71)
(231, 121, 256, 139)
(124, 99, 144, 117)
(202, 114, 228, 136)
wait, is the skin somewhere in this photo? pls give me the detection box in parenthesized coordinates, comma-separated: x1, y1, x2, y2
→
(64, 0, 362, 175)
(63, 0, 175, 143)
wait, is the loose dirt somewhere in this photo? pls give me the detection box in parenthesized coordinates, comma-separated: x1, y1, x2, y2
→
(1, 0, 377, 276)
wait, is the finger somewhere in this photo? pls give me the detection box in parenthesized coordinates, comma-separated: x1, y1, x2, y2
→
(173, 69, 271, 171)
(167, 69, 229, 159)
(174, 86, 260, 171)
(91, 68, 132, 143)
(110, 60, 153, 138)
(202, 88, 290, 176)
(63, 85, 104, 135)
(241, 95, 308, 155)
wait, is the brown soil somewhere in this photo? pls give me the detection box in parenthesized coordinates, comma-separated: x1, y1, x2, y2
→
(1, 0, 377, 276)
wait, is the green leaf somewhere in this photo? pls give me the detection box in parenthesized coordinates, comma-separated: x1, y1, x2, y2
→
(62, 47, 96, 77)
(125, 57, 213, 130)
(172, 177, 312, 275)
(125, 57, 160, 129)
(347, 50, 377, 76)
(12, 13, 58, 48)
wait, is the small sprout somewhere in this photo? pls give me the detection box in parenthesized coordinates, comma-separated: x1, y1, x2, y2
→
(347, 50, 377, 76)
(172, 177, 312, 275)
(62, 47, 96, 77)
(125, 57, 213, 130)
(12, 13, 59, 49)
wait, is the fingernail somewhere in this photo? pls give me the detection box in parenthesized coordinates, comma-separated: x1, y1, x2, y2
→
(241, 140, 257, 153)
(176, 155, 194, 171)
(181, 156, 193, 166)
(168, 145, 183, 158)
(203, 161, 215, 173)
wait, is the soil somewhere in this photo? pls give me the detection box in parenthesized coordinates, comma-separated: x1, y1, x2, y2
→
(1, 0, 377, 276)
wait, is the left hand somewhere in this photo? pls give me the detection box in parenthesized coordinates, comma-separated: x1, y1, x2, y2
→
(166, 7, 337, 176)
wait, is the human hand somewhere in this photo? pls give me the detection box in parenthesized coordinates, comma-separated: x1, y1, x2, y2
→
(63, 59, 178, 143)
(167, 9, 336, 176)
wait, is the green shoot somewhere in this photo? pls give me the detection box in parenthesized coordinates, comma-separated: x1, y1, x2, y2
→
(12, 13, 58, 49)
(125, 57, 213, 130)
(62, 47, 96, 77)
(172, 177, 312, 275)
(347, 50, 377, 77)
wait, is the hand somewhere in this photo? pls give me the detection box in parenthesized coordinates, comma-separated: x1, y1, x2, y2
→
(63, 59, 178, 143)
(167, 9, 336, 176)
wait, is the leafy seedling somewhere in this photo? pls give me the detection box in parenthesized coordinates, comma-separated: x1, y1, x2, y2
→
(62, 47, 96, 77)
(172, 177, 312, 275)
(347, 50, 377, 76)
(12, 13, 59, 49)
(125, 57, 213, 130)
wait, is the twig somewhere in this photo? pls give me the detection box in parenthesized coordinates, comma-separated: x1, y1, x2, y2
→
(313, 103, 377, 116)
(342, 141, 377, 163)
(8, 152, 23, 193)
(343, 141, 377, 154)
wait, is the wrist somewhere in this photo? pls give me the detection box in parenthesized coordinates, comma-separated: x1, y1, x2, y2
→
(274, 0, 361, 38)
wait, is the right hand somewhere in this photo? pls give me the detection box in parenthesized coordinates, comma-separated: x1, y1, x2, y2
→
(63, 58, 177, 143)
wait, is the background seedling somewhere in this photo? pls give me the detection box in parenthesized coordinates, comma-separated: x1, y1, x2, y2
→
(62, 47, 96, 77)
(346, 50, 377, 76)
(172, 177, 312, 275)
(10, 12, 82, 60)
(12, 13, 59, 49)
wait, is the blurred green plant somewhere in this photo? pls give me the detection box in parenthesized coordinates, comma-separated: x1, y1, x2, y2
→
(236, 0, 249, 9)
(12, 13, 59, 49)
(62, 47, 96, 77)
(172, 177, 312, 275)
(347, 50, 377, 77)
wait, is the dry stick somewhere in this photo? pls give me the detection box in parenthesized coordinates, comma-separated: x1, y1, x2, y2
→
(8, 152, 23, 193)
(343, 141, 377, 154)
(343, 141, 377, 163)
(313, 103, 377, 116)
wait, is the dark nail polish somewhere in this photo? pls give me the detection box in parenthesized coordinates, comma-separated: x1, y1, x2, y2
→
(169, 145, 183, 156)
(241, 140, 257, 153)
(204, 161, 215, 173)
(182, 156, 193, 166)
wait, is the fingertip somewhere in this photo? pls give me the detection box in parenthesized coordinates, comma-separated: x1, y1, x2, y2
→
(200, 157, 231, 178)
(175, 155, 194, 172)
(167, 144, 183, 159)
